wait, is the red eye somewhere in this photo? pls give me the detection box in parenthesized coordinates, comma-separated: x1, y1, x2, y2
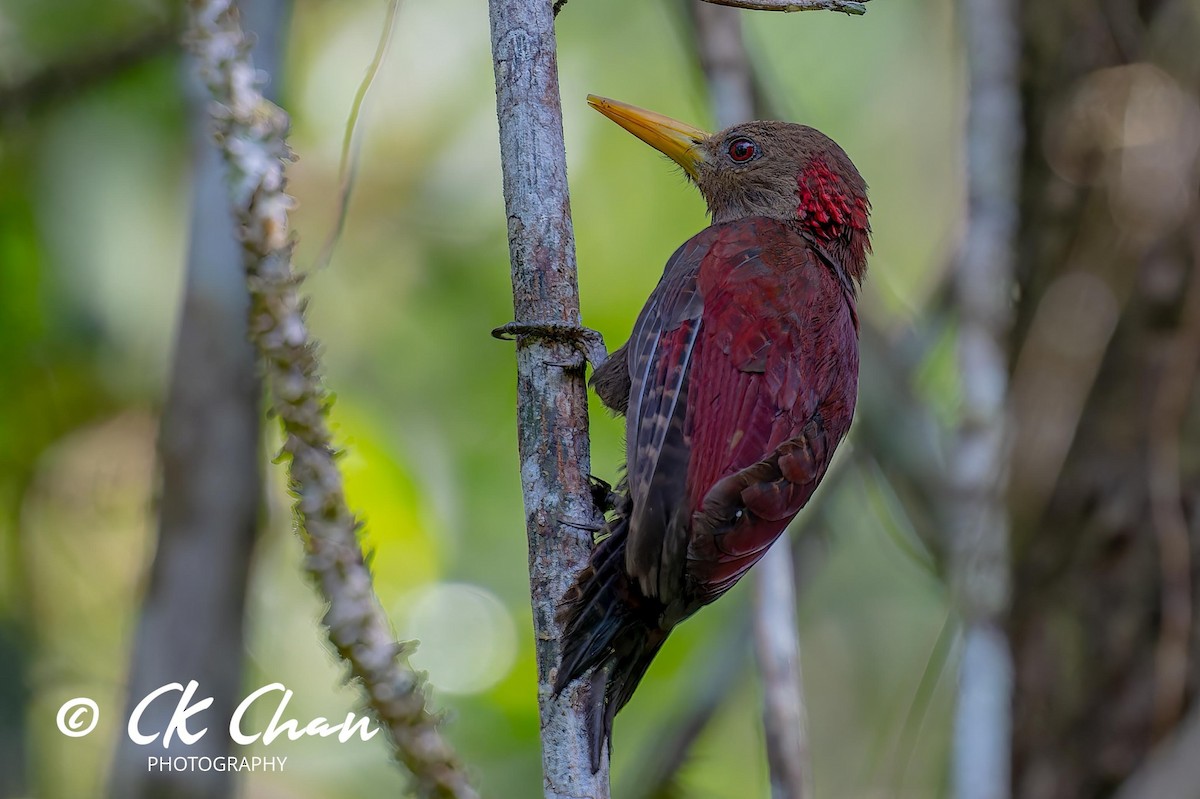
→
(728, 137, 758, 163)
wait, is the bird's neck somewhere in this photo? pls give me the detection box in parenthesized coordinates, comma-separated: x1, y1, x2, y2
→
(795, 158, 871, 285)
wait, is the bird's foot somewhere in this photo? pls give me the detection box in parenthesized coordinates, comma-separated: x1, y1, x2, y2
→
(492, 320, 608, 372)
(586, 474, 617, 515)
(560, 516, 604, 533)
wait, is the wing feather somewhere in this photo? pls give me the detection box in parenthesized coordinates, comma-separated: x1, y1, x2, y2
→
(621, 232, 714, 602)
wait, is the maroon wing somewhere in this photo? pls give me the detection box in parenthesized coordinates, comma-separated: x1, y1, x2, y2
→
(620, 228, 712, 605)
(623, 218, 859, 614)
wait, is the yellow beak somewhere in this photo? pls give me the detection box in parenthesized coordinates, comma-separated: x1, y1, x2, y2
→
(587, 95, 709, 181)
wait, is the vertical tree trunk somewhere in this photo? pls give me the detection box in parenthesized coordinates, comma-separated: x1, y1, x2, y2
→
(951, 0, 1021, 796)
(1008, 1, 1200, 796)
(107, 3, 287, 796)
(487, 1, 610, 797)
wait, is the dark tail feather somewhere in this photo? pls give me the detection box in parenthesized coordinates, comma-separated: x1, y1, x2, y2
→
(554, 510, 669, 772)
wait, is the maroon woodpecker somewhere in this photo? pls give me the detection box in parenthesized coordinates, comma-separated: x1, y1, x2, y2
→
(555, 96, 871, 769)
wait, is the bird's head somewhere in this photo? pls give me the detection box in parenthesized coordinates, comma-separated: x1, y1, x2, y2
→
(588, 95, 871, 283)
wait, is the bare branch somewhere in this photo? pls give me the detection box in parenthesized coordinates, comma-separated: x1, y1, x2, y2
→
(0, 23, 178, 121)
(753, 544, 814, 799)
(699, 0, 870, 15)
(184, 3, 476, 797)
(689, 2, 756, 123)
(486, 0, 610, 796)
(950, 0, 1021, 795)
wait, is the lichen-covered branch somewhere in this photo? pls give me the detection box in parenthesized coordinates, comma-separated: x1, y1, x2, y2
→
(109, 4, 287, 798)
(699, 0, 871, 15)
(486, 1, 610, 797)
(184, 3, 475, 797)
(950, 0, 1021, 795)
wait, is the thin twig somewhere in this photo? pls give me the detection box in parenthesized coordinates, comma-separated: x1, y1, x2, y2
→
(184, 3, 476, 797)
(486, 0, 611, 797)
(699, 0, 870, 15)
(312, 0, 403, 272)
(950, 0, 1021, 795)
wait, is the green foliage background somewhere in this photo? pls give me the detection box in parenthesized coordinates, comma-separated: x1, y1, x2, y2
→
(0, 0, 963, 795)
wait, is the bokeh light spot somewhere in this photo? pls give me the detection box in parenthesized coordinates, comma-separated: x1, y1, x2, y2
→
(404, 583, 517, 695)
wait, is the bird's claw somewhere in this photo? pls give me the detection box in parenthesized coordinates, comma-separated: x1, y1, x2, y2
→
(578, 328, 609, 373)
(560, 516, 604, 533)
(586, 474, 617, 514)
(492, 320, 609, 371)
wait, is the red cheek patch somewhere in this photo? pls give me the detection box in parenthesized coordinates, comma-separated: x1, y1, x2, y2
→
(796, 157, 869, 243)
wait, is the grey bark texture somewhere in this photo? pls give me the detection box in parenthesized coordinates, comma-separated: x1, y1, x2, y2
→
(106, 2, 287, 797)
(487, 1, 611, 797)
(184, 2, 476, 797)
(951, 0, 1021, 796)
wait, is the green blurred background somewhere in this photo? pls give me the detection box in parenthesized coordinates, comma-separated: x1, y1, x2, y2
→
(0, 0, 962, 796)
